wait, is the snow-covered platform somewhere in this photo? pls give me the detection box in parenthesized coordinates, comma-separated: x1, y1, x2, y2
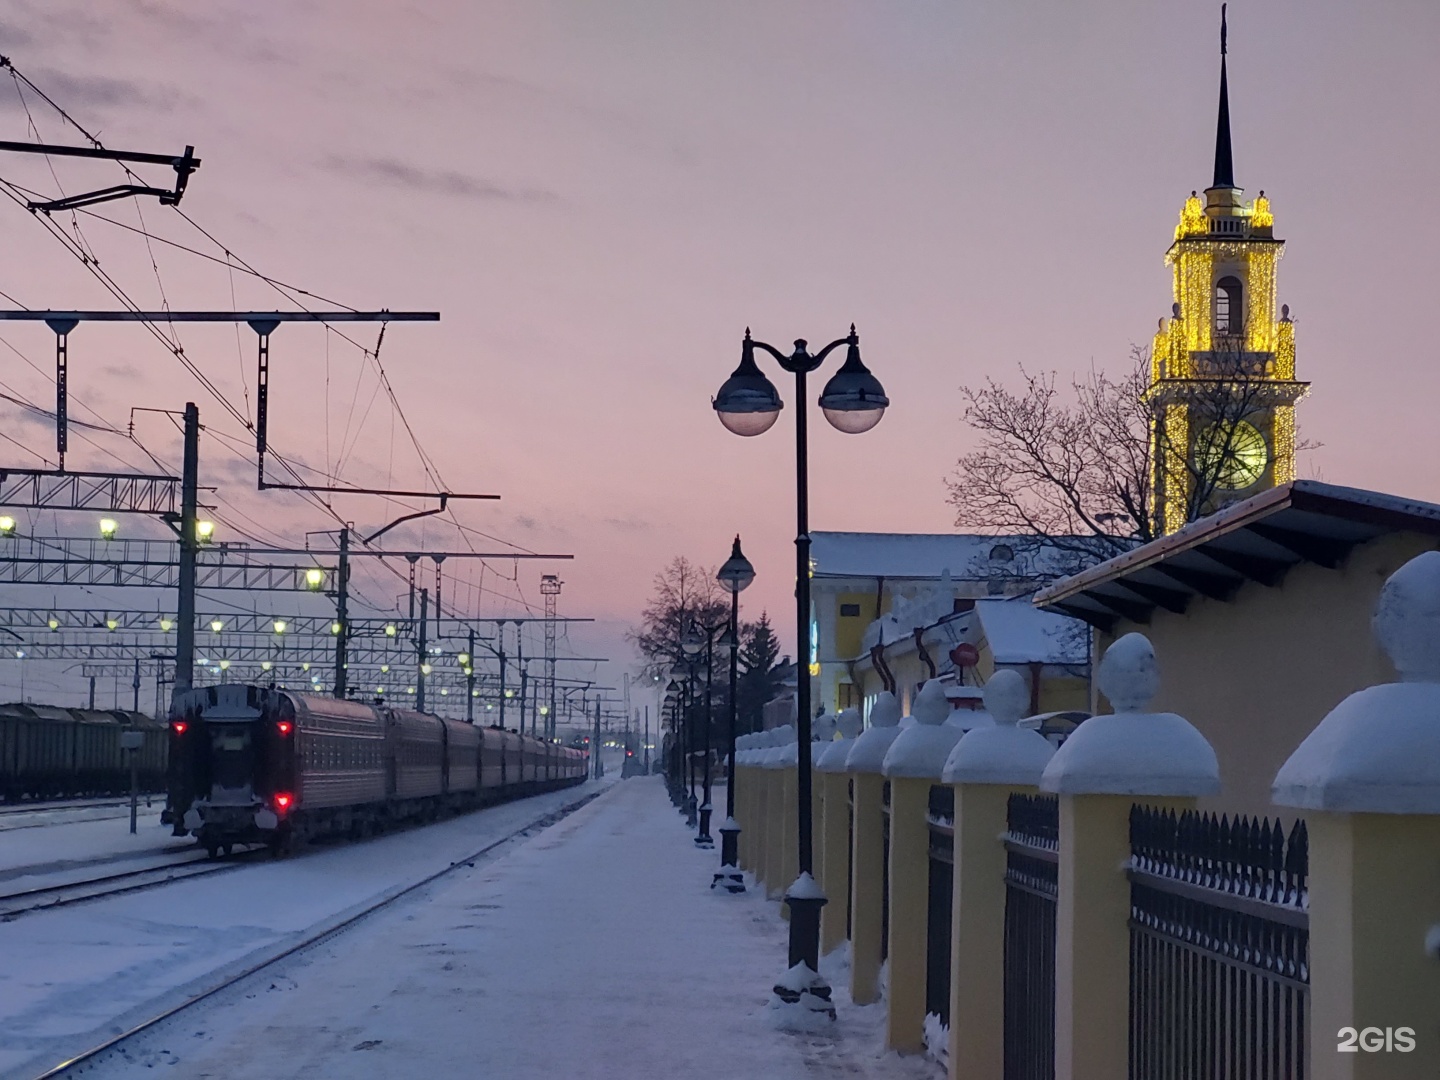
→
(78, 776, 939, 1080)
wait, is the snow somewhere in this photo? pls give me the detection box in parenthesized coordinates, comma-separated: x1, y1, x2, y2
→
(784, 871, 827, 901)
(810, 532, 1082, 582)
(973, 599, 1089, 665)
(816, 736, 857, 773)
(847, 692, 902, 774)
(942, 669, 1054, 785)
(883, 681, 963, 780)
(68, 776, 942, 1080)
(0, 781, 610, 1079)
(1274, 551, 1440, 812)
(1040, 634, 1219, 797)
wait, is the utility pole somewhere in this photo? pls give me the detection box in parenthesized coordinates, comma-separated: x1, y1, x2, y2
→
(593, 697, 603, 780)
(333, 526, 350, 699)
(516, 631, 526, 736)
(416, 587, 429, 713)
(173, 401, 199, 700)
(466, 627, 476, 724)
(88, 674, 96, 709)
(644, 706, 650, 774)
(519, 661, 529, 737)
(540, 574, 562, 739)
(498, 621, 507, 730)
(132, 657, 141, 711)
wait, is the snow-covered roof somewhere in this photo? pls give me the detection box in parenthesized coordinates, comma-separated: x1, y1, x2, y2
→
(1036, 481, 1440, 630)
(974, 600, 1089, 666)
(810, 532, 1086, 582)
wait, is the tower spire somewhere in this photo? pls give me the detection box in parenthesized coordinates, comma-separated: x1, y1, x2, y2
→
(1212, 4, 1234, 188)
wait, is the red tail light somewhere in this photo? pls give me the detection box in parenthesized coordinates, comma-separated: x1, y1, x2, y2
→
(171, 721, 187, 735)
(274, 792, 294, 812)
(276, 721, 293, 736)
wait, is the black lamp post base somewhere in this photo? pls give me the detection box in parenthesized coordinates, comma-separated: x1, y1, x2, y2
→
(714, 821, 744, 891)
(684, 794, 698, 827)
(694, 803, 714, 847)
(771, 883, 832, 1023)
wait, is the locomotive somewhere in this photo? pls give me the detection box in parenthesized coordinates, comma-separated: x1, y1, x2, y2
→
(1, 703, 167, 802)
(166, 684, 587, 855)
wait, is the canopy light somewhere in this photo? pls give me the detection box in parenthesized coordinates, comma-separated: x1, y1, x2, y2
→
(106, 617, 118, 631)
(421, 663, 433, 676)
(0, 515, 15, 536)
(261, 661, 272, 671)
(47, 616, 59, 631)
(504, 689, 514, 699)
(273, 619, 287, 634)
(385, 623, 397, 637)
(458, 652, 470, 665)
(99, 518, 118, 540)
(210, 620, 224, 633)
(218, 659, 230, 670)
(440, 688, 449, 696)
(331, 621, 343, 635)
(302, 662, 310, 672)
(159, 617, 173, 632)
(304, 568, 325, 591)
(381, 664, 390, 673)
(196, 520, 215, 544)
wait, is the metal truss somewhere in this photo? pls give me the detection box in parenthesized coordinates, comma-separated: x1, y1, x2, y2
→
(0, 469, 179, 514)
(0, 537, 333, 591)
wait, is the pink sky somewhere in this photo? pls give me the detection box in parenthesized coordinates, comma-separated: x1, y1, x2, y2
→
(1, 1, 1437, 708)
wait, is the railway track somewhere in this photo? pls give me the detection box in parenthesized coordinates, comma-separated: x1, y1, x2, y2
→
(0, 798, 163, 833)
(28, 785, 605, 1079)
(0, 852, 251, 921)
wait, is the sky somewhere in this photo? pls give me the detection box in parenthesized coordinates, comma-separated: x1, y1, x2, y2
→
(0, 1, 1437, 713)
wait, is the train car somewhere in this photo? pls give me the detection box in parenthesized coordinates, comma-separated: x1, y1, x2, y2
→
(478, 726, 507, 790)
(441, 717, 480, 798)
(2, 703, 167, 802)
(168, 685, 587, 855)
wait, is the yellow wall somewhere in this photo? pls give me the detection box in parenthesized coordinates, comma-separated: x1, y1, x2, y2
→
(832, 590, 881, 662)
(1099, 532, 1435, 817)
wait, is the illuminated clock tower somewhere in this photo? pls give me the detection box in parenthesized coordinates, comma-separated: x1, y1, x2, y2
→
(1147, 7, 1309, 536)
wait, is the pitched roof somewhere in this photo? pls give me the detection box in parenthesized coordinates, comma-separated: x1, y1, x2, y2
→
(1034, 481, 1440, 630)
(809, 532, 1085, 582)
(974, 599, 1090, 666)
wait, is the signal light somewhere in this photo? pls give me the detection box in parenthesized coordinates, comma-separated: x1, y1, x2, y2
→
(274, 792, 294, 812)
(276, 721, 293, 736)
(171, 721, 188, 735)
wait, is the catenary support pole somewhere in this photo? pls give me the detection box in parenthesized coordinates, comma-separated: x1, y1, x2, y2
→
(416, 588, 428, 713)
(173, 402, 199, 700)
(333, 526, 350, 699)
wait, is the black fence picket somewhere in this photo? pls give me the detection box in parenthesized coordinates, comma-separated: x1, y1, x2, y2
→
(1004, 792, 1059, 1080)
(1128, 805, 1310, 1080)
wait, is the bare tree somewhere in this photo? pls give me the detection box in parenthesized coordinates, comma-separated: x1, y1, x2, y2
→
(948, 330, 1307, 559)
(629, 556, 729, 680)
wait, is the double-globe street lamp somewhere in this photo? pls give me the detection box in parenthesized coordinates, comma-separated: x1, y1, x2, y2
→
(712, 325, 888, 1009)
(713, 535, 755, 892)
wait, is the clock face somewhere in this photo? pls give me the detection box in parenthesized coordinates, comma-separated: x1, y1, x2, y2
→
(1198, 419, 1269, 490)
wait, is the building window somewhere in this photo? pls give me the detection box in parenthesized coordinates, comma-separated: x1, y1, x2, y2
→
(839, 603, 861, 617)
(1215, 276, 1243, 335)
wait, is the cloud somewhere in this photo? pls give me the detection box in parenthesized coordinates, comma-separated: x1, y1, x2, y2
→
(321, 155, 559, 205)
(514, 515, 538, 531)
(604, 515, 650, 533)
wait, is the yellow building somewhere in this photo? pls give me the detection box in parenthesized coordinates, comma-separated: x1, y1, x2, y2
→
(807, 532, 1084, 716)
(1147, 31, 1308, 536)
(1034, 480, 1440, 816)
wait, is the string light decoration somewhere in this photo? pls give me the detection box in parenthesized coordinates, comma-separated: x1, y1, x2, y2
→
(1150, 191, 1307, 535)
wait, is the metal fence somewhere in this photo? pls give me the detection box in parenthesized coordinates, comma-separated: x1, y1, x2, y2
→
(1004, 792, 1059, 1080)
(1128, 805, 1310, 1080)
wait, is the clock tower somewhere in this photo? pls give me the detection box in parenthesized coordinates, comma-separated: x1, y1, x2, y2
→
(1147, 6, 1309, 536)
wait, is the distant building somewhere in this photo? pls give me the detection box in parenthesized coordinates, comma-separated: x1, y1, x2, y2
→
(806, 531, 1089, 717)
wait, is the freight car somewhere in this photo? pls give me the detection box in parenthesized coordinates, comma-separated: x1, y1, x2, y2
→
(167, 684, 588, 855)
(0, 703, 167, 803)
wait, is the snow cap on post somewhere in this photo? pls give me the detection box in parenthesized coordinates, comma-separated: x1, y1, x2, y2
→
(943, 668, 1056, 785)
(762, 725, 794, 769)
(817, 707, 862, 773)
(1040, 633, 1219, 796)
(883, 679, 964, 780)
(846, 691, 903, 773)
(810, 713, 838, 765)
(1274, 551, 1440, 813)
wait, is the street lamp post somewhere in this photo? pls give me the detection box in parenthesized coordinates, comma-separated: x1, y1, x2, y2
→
(712, 325, 887, 1014)
(713, 535, 755, 892)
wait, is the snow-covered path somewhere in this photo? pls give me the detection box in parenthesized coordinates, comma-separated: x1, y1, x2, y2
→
(81, 776, 940, 1080)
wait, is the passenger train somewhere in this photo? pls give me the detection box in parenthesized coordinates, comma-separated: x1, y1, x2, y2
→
(166, 685, 588, 855)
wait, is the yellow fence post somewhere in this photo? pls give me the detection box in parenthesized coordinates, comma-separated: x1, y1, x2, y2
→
(1273, 552, 1440, 1079)
(818, 709, 862, 958)
(941, 668, 1057, 1077)
(882, 680, 963, 1054)
(847, 691, 902, 1006)
(1040, 633, 1220, 1080)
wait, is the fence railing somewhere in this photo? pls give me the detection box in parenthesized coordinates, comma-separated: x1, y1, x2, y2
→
(1004, 793, 1059, 1080)
(1128, 806, 1310, 1080)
